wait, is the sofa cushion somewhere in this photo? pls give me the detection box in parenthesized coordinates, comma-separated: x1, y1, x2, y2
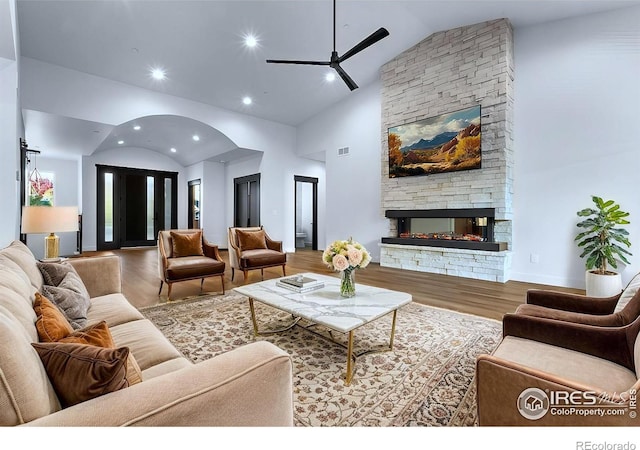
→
(34, 292, 74, 342)
(0, 286, 38, 342)
(170, 231, 204, 257)
(0, 263, 33, 300)
(32, 342, 129, 408)
(0, 241, 44, 290)
(615, 272, 640, 313)
(0, 306, 60, 426)
(41, 271, 91, 330)
(109, 319, 185, 371)
(86, 293, 145, 328)
(236, 229, 267, 250)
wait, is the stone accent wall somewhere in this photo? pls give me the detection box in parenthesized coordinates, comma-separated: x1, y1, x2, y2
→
(379, 18, 514, 282)
(380, 244, 512, 283)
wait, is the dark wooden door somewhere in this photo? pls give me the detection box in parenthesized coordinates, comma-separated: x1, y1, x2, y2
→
(97, 165, 177, 250)
(234, 173, 260, 227)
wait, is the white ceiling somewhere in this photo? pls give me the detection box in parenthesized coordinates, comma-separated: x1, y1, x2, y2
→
(16, 0, 640, 163)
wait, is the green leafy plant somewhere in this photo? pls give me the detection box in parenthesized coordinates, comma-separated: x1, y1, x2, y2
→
(576, 196, 632, 275)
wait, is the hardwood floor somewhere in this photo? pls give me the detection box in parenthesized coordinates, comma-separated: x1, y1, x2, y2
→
(101, 246, 584, 321)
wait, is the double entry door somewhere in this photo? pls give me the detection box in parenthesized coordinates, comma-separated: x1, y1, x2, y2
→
(97, 165, 177, 250)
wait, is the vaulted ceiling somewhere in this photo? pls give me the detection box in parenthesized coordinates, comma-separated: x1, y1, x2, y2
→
(16, 0, 639, 162)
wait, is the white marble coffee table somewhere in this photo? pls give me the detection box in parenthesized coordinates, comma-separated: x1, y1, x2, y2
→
(233, 272, 412, 385)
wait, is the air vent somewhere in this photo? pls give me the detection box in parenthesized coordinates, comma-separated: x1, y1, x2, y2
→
(337, 146, 350, 157)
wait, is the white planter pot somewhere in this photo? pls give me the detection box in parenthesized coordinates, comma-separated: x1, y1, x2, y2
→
(585, 270, 622, 298)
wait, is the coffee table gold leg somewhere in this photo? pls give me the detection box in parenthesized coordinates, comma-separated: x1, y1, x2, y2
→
(345, 330, 355, 386)
(389, 309, 398, 349)
(248, 297, 259, 337)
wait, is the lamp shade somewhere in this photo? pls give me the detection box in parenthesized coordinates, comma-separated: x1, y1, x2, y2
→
(21, 206, 79, 234)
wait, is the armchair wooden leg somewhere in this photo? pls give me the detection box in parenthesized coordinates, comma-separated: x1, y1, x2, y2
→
(231, 268, 235, 281)
(243, 270, 248, 283)
(261, 268, 264, 280)
(282, 265, 286, 277)
(158, 280, 164, 295)
(167, 283, 172, 301)
(200, 278, 205, 293)
(220, 274, 225, 294)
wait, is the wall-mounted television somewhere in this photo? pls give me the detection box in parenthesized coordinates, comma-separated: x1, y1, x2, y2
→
(388, 104, 481, 178)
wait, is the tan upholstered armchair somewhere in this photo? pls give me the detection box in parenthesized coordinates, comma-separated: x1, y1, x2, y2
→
(228, 226, 286, 282)
(158, 229, 225, 300)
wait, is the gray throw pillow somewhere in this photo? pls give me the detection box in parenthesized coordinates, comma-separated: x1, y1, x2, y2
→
(41, 271, 91, 330)
(38, 261, 76, 287)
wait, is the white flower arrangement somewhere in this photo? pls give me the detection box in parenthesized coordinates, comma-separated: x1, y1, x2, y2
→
(322, 238, 371, 273)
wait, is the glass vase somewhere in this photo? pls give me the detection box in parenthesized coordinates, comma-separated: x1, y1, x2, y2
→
(340, 269, 356, 298)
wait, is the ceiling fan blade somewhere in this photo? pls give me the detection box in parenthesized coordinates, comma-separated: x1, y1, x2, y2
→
(266, 59, 330, 66)
(338, 27, 389, 63)
(333, 64, 358, 91)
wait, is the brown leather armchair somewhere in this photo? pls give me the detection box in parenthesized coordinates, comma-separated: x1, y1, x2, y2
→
(228, 226, 286, 282)
(158, 229, 225, 300)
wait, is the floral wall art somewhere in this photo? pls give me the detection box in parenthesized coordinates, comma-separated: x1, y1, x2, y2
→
(29, 170, 55, 206)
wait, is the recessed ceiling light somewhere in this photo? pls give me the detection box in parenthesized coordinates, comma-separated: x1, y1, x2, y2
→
(325, 72, 336, 82)
(243, 96, 252, 105)
(117, 140, 124, 145)
(151, 68, 166, 80)
(170, 147, 177, 153)
(133, 125, 141, 131)
(192, 135, 200, 142)
(244, 34, 258, 48)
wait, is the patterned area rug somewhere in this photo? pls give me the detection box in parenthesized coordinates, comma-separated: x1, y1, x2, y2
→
(141, 292, 502, 426)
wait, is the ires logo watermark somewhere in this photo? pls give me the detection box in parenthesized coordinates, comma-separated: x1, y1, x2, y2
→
(517, 388, 637, 420)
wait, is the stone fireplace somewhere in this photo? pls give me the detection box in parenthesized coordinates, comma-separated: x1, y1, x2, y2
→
(379, 18, 514, 282)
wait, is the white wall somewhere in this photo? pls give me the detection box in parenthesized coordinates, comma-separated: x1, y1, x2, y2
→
(200, 160, 226, 247)
(297, 81, 386, 261)
(0, 0, 20, 247)
(82, 147, 187, 251)
(511, 6, 640, 288)
(224, 152, 326, 253)
(25, 156, 80, 258)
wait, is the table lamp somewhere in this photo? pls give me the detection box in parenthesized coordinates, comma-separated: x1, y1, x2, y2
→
(21, 206, 79, 259)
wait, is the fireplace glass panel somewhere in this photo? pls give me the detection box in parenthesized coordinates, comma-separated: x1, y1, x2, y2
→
(400, 217, 488, 241)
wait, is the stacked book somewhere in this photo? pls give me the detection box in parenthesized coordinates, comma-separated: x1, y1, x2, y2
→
(276, 276, 325, 293)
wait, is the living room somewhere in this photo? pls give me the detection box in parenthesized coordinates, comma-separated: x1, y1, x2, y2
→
(1, 0, 639, 443)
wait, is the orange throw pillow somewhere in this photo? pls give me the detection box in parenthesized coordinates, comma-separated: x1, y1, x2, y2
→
(236, 229, 267, 250)
(171, 231, 204, 257)
(32, 342, 129, 408)
(34, 292, 74, 342)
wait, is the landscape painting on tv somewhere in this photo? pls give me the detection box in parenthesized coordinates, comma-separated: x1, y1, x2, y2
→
(388, 105, 481, 178)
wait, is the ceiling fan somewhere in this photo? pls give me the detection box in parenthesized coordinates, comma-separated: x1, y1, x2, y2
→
(266, 0, 389, 91)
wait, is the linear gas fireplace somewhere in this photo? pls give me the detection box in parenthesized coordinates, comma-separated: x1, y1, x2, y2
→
(382, 208, 507, 251)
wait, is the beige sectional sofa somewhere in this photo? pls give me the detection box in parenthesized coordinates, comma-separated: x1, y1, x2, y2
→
(0, 240, 294, 426)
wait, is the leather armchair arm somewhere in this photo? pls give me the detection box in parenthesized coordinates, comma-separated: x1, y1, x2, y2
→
(502, 313, 640, 371)
(264, 232, 283, 252)
(525, 289, 620, 314)
(203, 239, 223, 262)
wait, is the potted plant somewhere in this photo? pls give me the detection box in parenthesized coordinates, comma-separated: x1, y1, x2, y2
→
(575, 195, 632, 297)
